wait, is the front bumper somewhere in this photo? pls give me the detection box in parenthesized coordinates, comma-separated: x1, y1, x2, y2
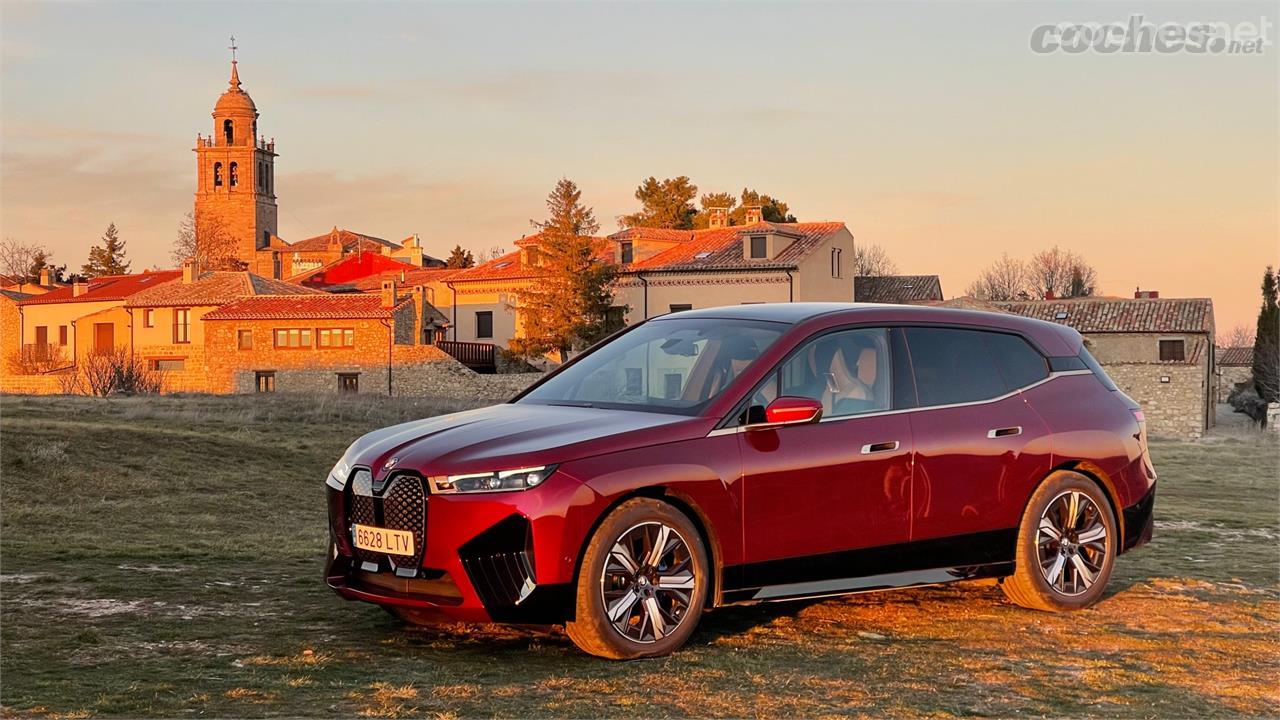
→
(324, 472, 587, 624)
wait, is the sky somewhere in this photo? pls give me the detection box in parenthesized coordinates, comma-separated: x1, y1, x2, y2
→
(1, 1, 1275, 335)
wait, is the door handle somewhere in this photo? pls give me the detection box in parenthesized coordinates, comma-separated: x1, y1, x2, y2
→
(861, 441, 899, 454)
(987, 426, 1023, 438)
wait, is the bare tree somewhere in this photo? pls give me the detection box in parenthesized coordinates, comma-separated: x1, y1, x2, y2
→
(477, 245, 507, 263)
(0, 238, 43, 280)
(1028, 246, 1097, 298)
(851, 243, 899, 277)
(80, 346, 162, 396)
(966, 253, 1031, 301)
(1220, 324, 1256, 348)
(172, 212, 246, 270)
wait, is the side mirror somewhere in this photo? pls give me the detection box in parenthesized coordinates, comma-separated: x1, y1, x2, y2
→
(752, 396, 823, 429)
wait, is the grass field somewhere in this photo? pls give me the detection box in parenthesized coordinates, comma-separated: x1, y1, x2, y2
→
(2, 394, 1277, 718)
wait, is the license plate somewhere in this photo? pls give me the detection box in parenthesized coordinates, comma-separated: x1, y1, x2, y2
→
(352, 524, 415, 556)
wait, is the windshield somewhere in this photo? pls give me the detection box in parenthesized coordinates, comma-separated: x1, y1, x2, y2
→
(519, 318, 786, 415)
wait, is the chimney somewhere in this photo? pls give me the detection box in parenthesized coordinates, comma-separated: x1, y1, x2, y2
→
(38, 267, 51, 287)
(1044, 290, 1055, 300)
(707, 207, 729, 230)
(743, 205, 763, 225)
(73, 279, 88, 297)
(381, 278, 398, 308)
(1135, 288, 1159, 299)
(182, 258, 200, 284)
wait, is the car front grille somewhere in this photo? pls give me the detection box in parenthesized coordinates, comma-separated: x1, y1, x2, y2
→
(347, 470, 427, 574)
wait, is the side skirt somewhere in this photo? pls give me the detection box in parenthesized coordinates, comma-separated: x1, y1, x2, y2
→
(720, 528, 1018, 605)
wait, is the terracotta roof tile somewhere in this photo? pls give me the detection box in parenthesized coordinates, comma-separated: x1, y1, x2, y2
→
(17, 271, 182, 305)
(619, 221, 846, 273)
(202, 294, 412, 321)
(126, 271, 321, 308)
(1219, 346, 1254, 366)
(286, 228, 400, 254)
(994, 297, 1214, 334)
(854, 275, 943, 304)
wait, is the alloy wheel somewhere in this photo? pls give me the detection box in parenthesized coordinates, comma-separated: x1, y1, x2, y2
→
(1037, 490, 1109, 596)
(599, 521, 697, 643)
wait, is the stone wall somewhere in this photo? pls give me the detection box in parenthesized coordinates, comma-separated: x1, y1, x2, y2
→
(1218, 365, 1253, 400)
(1106, 363, 1208, 440)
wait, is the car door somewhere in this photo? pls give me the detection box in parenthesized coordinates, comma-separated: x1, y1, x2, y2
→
(737, 327, 915, 588)
(902, 327, 1053, 553)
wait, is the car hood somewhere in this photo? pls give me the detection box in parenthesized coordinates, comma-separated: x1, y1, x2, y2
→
(346, 402, 714, 479)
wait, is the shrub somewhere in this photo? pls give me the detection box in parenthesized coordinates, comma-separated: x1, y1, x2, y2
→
(8, 344, 70, 375)
(1228, 381, 1268, 427)
(80, 347, 162, 397)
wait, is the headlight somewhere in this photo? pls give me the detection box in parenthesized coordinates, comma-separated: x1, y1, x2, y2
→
(428, 465, 556, 494)
(326, 444, 357, 491)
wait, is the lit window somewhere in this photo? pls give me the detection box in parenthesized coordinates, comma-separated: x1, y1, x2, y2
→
(317, 328, 355, 348)
(273, 328, 312, 348)
(255, 371, 275, 393)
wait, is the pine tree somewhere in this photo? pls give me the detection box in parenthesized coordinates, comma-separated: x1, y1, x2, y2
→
(1252, 266, 1279, 404)
(445, 244, 475, 269)
(619, 176, 698, 229)
(82, 223, 131, 278)
(509, 178, 617, 362)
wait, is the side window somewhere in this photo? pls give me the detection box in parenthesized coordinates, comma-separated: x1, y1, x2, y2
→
(983, 332, 1049, 391)
(904, 327, 1005, 406)
(779, 328, 892, 418)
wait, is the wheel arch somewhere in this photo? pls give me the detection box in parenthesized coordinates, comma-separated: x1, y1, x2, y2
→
(570, 486, 723, 609)
(1037, 461, 1126, 549)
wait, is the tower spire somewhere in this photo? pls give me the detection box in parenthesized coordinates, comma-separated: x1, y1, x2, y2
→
(228, 35, 240, 88)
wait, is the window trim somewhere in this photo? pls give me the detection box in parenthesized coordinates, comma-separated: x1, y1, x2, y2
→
(254, 370, 276, 393)
(748, 235, 768, 259)
(172, 308, 192, 344)
(713, 321, 1064, 432)
(316, 327, 355, 349)
(237, 328, 254, 350)
(273, 327, 313, 349)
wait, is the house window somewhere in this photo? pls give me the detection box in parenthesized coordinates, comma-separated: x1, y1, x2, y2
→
(475, 311, 494, 339)
(33, 326, 48, 357)
(173, 308, 191, 344)
(620, 241, 634, 264)
(273, 328, 312, 348)
(229, 162, 239, 187)
(143, 309, 154, 328)
(317, 328, 355, 348)
(664, 373, 683, 399)
(338, 373, 359, 393)
(150, 358, 186, 372)
(749, 235, 767, 259)
(669, 304, 693, 314)
(255, 371, 275, 393)
(525, 248, 540, 267)
(237, 329, 253, 350)
(831, 248, 842, 278)
(58, 325, 68, 346)
(213, 162, 223, 187)
(1159, 339, 1186, 362)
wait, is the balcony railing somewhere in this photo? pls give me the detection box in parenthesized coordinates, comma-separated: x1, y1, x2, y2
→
(438, 340, 497, 373)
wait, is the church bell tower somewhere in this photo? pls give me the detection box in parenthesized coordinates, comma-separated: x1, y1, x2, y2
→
(193, 39, 280, 277)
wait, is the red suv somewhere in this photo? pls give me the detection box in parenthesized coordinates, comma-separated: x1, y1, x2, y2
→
(325, 303, 1156, 658)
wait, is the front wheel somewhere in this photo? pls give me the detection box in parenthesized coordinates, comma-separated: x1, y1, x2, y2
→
(1002, 471, 1117, 612)
(565, 498, 709, 659)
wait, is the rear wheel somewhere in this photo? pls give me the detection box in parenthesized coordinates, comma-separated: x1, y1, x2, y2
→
(1002, 471, 1117, 612)
(565, 498, 709, 659)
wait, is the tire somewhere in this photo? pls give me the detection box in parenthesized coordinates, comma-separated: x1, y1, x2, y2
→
(565, 498, 709, 659)
(1001, 471, 1117, 612)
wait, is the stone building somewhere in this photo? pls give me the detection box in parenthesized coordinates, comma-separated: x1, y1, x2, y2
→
(995, 294, 1216, 439)
(854, 275, 943, 304)
(1217, 345, 1254, 399)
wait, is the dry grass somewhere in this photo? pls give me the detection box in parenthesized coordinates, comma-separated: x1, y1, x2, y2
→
(1, 394, 1276, 718)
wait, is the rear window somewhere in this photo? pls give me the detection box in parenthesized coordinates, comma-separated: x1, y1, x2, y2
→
(904, 327, 1006, 406)
(1079, 346, 1118, 391)
(984, 332, 1049, 391)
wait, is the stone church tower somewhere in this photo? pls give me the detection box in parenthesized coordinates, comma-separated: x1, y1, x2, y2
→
(194, 51, 280, 277)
